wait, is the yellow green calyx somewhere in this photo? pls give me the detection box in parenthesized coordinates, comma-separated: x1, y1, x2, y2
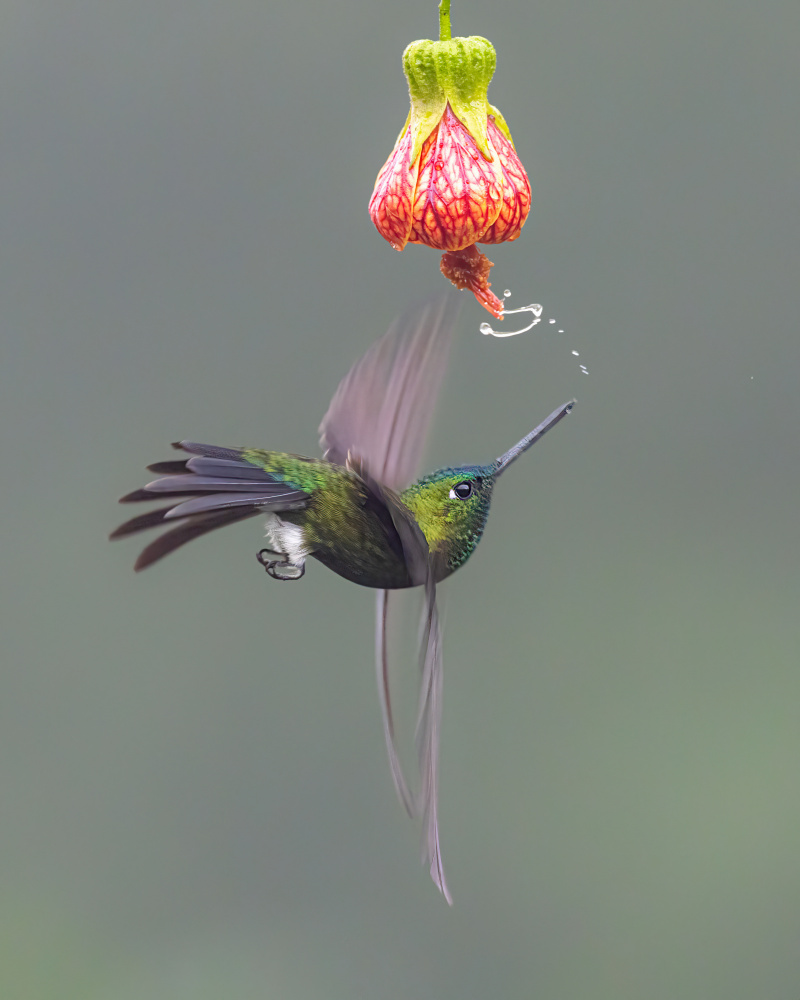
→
(402, 36, 501, 161)
(487, 103, 514, 146)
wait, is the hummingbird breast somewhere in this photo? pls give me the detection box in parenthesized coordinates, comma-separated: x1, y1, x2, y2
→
(280, 473, 417, 590)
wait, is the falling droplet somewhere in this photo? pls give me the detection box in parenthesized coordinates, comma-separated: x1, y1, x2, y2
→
(549, 319, 556, 324)
(571, 350, 580, 356)
(481, 303, 543, 338)
(580, 367, 589, 374)
(558, 329, 564, 333)
(503, 289, 511, 298)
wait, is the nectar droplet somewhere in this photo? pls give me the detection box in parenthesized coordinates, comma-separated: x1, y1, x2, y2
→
(479, 301, 543, 338)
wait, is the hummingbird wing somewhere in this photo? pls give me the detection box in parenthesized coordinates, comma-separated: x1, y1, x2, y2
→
(110, 442, 310, 571)
(318, 291, 459, 492)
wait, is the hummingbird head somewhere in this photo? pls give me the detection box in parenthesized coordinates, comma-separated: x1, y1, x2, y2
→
(401, 400, 575, 580)
(401, 464, 497, 576)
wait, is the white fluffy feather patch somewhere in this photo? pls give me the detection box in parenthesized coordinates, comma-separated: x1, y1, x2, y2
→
(264, 514, 309, 569)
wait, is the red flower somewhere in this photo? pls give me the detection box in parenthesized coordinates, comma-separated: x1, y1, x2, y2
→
(370, 106, 529, 254)
(369, 35, 531, 318)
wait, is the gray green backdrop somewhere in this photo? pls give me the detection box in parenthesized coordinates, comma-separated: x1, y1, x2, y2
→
(1, 1, 799, 997)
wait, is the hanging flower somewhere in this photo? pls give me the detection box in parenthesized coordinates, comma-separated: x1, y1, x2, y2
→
(369, 13, 531, 318)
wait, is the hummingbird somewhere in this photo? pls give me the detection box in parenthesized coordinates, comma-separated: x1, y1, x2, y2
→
(111, 293, 575, 903)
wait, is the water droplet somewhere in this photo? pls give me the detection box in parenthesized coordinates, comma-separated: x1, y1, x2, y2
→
(549, 319, 556, 324)
(480, 302, 543, 338)
(503, 289, 511, 298)
(558, 329, 564, 333)
(580, 367, 589, 375)
(571, 350, 580, 356)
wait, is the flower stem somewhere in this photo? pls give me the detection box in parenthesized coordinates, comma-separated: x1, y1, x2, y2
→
(438, 0, 451, 41)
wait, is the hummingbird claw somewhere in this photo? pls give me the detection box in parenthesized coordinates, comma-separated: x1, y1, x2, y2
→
(256, 548, 305, 581)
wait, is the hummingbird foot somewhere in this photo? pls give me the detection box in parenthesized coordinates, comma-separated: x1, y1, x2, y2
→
(256, 548, 305, 581)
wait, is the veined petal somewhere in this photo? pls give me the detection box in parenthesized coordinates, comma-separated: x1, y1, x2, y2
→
(369, 127, 420, 251)
(409, 105, 504, 252)
(478, 118, 531, 245)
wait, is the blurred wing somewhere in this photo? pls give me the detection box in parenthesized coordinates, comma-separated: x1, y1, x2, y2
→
(415, 573, 451, 905)
(319, 292, 459, 492)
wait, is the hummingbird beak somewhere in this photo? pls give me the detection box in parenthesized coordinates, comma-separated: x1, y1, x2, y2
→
(494, 399, 576, 476)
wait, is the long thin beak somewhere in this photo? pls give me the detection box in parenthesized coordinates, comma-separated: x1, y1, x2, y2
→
(494, 399, 576, 476)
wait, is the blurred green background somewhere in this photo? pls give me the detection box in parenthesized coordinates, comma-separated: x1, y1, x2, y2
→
(1, 1, 798, 997)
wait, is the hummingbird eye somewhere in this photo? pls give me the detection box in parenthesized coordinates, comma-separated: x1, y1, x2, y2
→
(450, 481, 474, 500)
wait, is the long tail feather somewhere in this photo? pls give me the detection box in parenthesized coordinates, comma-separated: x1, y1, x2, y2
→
(375, 589, 415, 817)
(416, 575, 451, 904)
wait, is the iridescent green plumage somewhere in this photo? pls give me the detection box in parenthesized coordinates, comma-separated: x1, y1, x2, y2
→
(111, 293, 574, 903)
(402, 465, 494, 574)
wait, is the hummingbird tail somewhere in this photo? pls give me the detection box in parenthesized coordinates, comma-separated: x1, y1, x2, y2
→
(110, 441, 311, 571)
(416, 577, 452, 905)
(375, 589, 416, 817)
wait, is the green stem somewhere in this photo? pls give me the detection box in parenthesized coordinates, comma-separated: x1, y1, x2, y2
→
(438, 0, 451, 41)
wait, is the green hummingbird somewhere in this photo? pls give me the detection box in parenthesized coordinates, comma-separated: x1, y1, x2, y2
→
(111, 293, 575, 903)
